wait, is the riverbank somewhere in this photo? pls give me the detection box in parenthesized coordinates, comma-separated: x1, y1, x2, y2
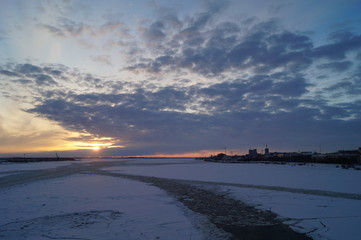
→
(0, 157, 77, 163)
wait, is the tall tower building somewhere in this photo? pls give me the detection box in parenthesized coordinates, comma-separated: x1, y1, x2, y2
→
(265, 145, 269, 154)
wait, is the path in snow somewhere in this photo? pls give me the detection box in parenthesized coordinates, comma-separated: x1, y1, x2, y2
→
(92, 170, 311, 240)
(0, 161, 315, 239)
(1, 161, 360, 201)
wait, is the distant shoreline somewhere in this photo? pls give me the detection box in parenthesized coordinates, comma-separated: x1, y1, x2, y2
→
(0, 157, 77, 163)
(0, 156, 196, 163)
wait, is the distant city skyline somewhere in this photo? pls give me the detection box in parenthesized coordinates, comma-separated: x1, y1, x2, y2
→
(1, 0, 361, 157)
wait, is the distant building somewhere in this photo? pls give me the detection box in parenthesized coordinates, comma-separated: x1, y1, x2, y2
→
(214, 153, 227, 161)
(248, 149, 257, 157)
(264, 145, 269, 154)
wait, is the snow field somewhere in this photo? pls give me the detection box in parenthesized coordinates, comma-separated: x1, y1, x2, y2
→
(103, 159, 361, 194)
(104, 158, 361, 240)
(0, 173, 221, 240)
(1, 158, 361, 240)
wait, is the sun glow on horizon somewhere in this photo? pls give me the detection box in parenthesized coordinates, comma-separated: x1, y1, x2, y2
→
(92, 146, 101, 151)
(74, 140, 125, 152)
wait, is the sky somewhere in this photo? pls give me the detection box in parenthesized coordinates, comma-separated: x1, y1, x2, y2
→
(0, 0, 361, 157)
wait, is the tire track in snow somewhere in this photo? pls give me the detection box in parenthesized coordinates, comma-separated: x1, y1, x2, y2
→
(91, 170, 312, 240)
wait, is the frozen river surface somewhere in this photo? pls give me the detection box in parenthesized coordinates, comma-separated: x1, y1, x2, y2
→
(0, 158, 360, 239)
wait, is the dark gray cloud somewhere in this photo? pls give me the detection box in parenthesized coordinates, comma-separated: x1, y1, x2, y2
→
(127, 18, 316, 76)
(312, 31, 361, 60)
(193, 73, 309, 114)
(271, 75, 309, 96)
(27, 89, 361, 155)
(16, 64, 42, 75)
(126, 12, 361, 83)
(326, 79, 361, 95)
(187, 0, 230, 30)
(22, 69, 359, 155)
(46, 69, 63, 76)
(35, 74, 58, 86)
(13, 79, 33, 84)
(324, 65, 361, 95)
(317, 61, 352, 72)
(56, 17, 89, 37)
(1, 59, 358, 154)
(140, 21, 166, 41)
(0, 69, 21, 77)
(2, 2, 361, 155)
(0, 63, 65, 88)
(117, 9, 361, 153)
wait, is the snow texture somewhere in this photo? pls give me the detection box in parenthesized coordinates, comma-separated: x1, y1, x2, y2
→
(104, 159, 361, 240)
(1, 158, 361, 240)
(0, 173, 223, 240)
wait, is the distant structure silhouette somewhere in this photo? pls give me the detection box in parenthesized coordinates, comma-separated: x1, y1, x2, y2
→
(248, 149, 257, 157)
(265, 145, 269, 154)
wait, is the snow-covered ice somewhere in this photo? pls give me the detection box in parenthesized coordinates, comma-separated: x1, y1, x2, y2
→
(0, 173, 221, 240)
(1, 158, 361, 240)
(213, 185, 361, 240)
(104, 159, 361, 194)
(0, 160, 74, 172)
(104, 158, 361, 240)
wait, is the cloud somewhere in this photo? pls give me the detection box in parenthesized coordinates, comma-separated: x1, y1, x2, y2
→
(98, 20, 129, 37)
(268, 1, 293, 13)
(126, 18, 316, 76)
(90, 55, 113, 66)
(312, 31, 361, 60)
(326, 79, 361, 96)
(190, 0, 230, 30)
(38, 16, 130, 38)
(39, 24, 66, 37)
(35, 74, 58, 86)
(27, 89, 361, 154)
(13, 79, 33, 84)
(139, 21, 166, 41)
(1, 58, 359, 155)
(39, 16, 134, 52)
(1, 64, 64, 87)
(123, 12, 361, 90)
(0, 28, 7, 40)
(317, 60, 352, 72)
(271, 74, 310, 96)
(0, 69, 20, 77)
(57, 17, 91, 37)
(21, 66, 358, 155)
(44, 68, 63, 77)
(2, 1, 361, 155)
(194, 73, 309, 114)
(16, 64, 42, 75)
(0, 63, 81, 106)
